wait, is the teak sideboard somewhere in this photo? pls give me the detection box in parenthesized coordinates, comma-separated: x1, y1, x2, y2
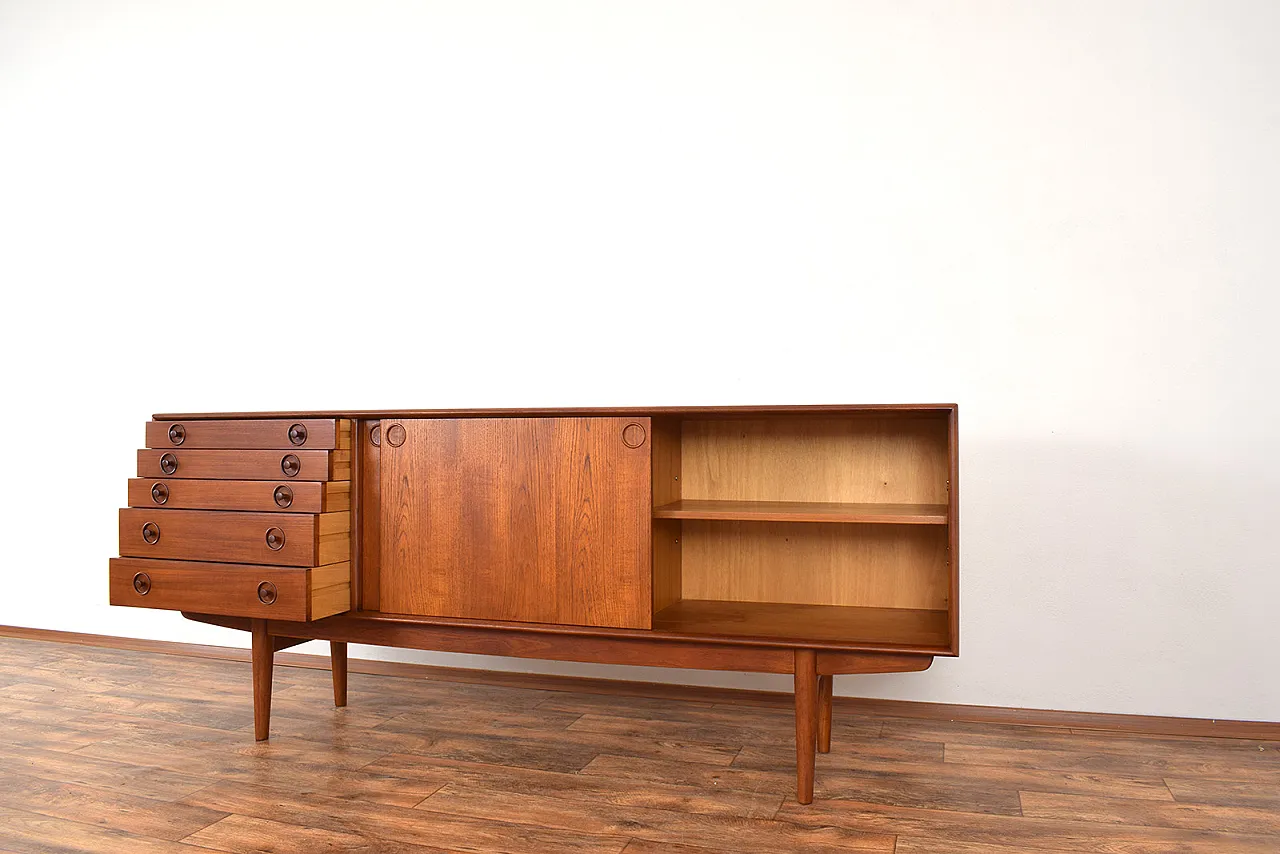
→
(109, 405, 959, 804)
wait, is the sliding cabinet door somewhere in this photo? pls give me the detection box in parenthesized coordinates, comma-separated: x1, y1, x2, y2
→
(379, 417, 652, 629)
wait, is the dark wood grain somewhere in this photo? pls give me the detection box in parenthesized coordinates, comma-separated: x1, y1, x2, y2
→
(653, 499, 949, 524)
(360, 419, 381, 611)
(251, 619, 272, 741)
(794, 649, 817, 805)
(127, 478, 347, 513)
(330, 641, 347, 708)
(155, 404, 960, 420)
(137, 448, 347, 481)
(379, 417, 652, 629)
(818, 674, 833, 753)
(652, 600, 951, 649)
(110, 558, 313, 621)
(118, 508, 347, 567)
(146, 419, 343, 449)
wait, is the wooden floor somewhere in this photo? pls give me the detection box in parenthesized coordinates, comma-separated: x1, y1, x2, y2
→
(1, 637, 1278, 853)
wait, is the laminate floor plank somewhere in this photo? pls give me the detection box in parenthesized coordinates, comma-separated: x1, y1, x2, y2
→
(179, 780, 632, 854)
(1, 636, 1277, 854)
(0, 772, 226, 842)
(365, 753, 784, 818)
(417, 784, 895, 853)
(0, 804, 211, 854)
(1019, 791, 1280, 836)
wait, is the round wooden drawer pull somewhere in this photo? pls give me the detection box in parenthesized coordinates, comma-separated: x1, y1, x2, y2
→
(257, 581, 278, 605)
(141, 522, 161, 544)
(159, 453, 179, 475)
(167, 424, 185, 445)
(132, 572, 151, 595)
(150, 482, 169, 504)
(281, 454, 301, 477)
(288, 423, 308, 446)
(273, 485, 293, 508)
(265, 527, 286, 550)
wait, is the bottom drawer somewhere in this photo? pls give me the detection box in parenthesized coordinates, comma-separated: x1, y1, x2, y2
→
(109, 558, 350, 621)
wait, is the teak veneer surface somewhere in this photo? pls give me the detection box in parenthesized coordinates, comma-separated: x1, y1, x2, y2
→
(378, 417, 652, 629)
(146, 418, 348, 450)
(128, 478, 349, 514)
(652, 600, 951, 649)
(653, 499, 949, 524)
(155, 403, 959, 419)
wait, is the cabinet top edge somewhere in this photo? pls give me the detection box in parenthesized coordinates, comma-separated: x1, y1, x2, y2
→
(153, 404, 959, 420)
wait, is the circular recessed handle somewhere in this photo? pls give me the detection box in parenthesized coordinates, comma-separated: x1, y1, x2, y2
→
(288, 423, 308, 446)
(159, 453, 178, 475)
(132, 572, 151, 595)
(265, 527, 286, 550)
(370, 423, 381, 447)
(167, 424, 185, 445)
(272, 485, 294, 508)
(386, 423, 406, 447)
(141, 522, 161, 544)
(622, 422, 647, 449)
(257, 581, 278, 605)
(280, 454, 300, 478)
(150, 482, 169, 505)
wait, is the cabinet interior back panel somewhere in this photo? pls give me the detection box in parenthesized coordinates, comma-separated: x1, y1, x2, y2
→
(680, 521, 948, 610)
(680, 416, 949, 504)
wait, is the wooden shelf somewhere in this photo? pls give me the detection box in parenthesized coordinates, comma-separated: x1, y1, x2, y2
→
(652, 599, 950, 650)
(652, 499, 948, 525)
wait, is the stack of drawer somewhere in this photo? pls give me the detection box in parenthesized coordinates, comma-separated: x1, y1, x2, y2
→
(109, 419, 353, 622)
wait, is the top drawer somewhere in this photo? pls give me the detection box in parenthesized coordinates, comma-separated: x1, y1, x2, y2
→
(146, 419, 349, 450)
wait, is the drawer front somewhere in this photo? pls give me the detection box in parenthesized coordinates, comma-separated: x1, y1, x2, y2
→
(118, 508, 351, 567)
(109, 558, 311, 620)
(127, 479, 348, 513)
(146, 419, 348, 450)
(137, 449, 348, 481)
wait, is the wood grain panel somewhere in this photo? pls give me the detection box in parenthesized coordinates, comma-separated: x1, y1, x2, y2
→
(653, 499, 948, 524)
(681, 416, 949, 504)
(127, 478, 348, 513)
(379, 417, 652, 629)
(680, 520, 948, 610)
(651, 418, 682, 615)
(146, 419, 347, 450)
(137, 449, 348, 481)
(652, 600, 950, 649)
(118, 508, 348, 567)
(360, 420, 381, 611)
(109, 558, 312, 620)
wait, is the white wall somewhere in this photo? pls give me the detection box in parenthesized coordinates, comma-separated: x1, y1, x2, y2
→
(2, 0, 1277, 722)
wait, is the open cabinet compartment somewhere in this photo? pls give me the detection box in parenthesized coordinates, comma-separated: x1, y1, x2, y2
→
(651, 411, 957, 652)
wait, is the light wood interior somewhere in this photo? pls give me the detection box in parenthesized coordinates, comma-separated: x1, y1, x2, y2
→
(681, 416, 948, 504)
(680, 521, 947, 610)
(309, 561, 352, 620)
(652, 414, 954, 647)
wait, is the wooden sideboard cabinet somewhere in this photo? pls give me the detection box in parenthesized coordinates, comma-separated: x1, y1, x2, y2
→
(109, 405, 959, 804)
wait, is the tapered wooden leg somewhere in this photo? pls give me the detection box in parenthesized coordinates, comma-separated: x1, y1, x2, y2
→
(794, 649, 817, 805)
(251, 619, 273, 742)
(817, 674, 833, 754)
(331, 641, 348, 707)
